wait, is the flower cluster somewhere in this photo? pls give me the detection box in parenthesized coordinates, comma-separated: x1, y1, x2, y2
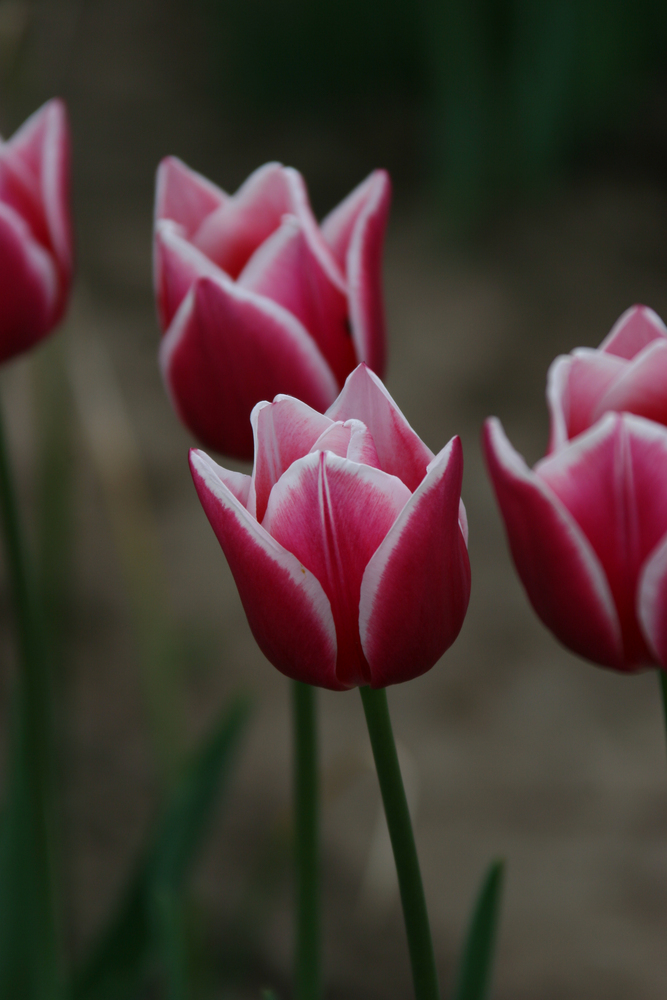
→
(484, 305, 667, 672)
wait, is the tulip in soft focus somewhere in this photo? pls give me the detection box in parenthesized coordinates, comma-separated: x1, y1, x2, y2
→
(0, 99, 72, 362)
(190, 365, 471, 689)
(547, 305, 667, 451)
(154, 158, 391, 459)
(484, 411, 667, 672)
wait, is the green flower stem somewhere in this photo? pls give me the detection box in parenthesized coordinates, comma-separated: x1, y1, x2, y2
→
(660, 671, 667, 757)
(0, 387, 63, 996)
(292, 680, 320, 1000)
(360, 686, 440, 1000)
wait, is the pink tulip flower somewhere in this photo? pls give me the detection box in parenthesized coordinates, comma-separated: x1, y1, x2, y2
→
(484, 411, 667, 672)
(0, 99, 72, 362)
(190, 365, 471, 689)
(547, 305, 667, 451)
(154, 158, 391, 459)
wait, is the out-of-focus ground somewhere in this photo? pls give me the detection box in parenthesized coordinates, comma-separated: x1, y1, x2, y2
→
(1, 0, 667, 997)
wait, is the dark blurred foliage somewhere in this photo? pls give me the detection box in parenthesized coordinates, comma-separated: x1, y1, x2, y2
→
(201, 0, 667, 224)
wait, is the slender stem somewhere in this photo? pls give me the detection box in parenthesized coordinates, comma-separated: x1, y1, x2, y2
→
(292, 680, 320, 1000)
(659, 671, 667, 757)
(360, 686, 440, 1000)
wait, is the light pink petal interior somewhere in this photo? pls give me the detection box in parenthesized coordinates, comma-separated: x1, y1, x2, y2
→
(155, 156, 228, 238)
(593, 338, 667, 427)
(599, 304, 667, 359)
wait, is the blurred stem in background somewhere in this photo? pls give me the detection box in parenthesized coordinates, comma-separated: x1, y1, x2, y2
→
(292, 681, 320, 1000)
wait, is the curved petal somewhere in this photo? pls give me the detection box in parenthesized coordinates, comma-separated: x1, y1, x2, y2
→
(155, 156, 228, 237)
(535, 413, 667, 665)
(154, 219, 229, 331)
(263, 450, 411, 688)
(249, 396, 332, 522)
(483, 418, 624, 668)
(637, 533, 667, 668)
(160, 274, 339, 459)
(0, 202, 59, 361)
(327, 364, 433, 490)
(192, 162, 294, 278)
(190, 449, 340, 688)
(593, 338, 667, 426)
(359, 436, 470, 687)
(239, 214, 357, 386)
(321, 170, 389, 266)
(546, 349, 625, 450)
(599, 304, 667, 359)
(342, 170, 391, 376)
(34, 99, 72, 289)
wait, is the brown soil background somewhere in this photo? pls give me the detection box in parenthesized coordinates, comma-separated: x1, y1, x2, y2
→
(1, 0, 667, 997)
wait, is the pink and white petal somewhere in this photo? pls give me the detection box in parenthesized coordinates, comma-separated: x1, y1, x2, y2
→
(160, 274, 339, 460)
(546, 355, 571, 452)
(155, 156, 228, 237)
(263, 451, 411, 688)
(547, 348, 626, 447)
(190, 449, 340, 688)
(0, 202, 59, 361)
(637, 533, 667, 668)
(484, 418, 623, 668)
(359, 436, 470, 687)
(321, 170, 390, 267)
(599, 304, 667, 359)
(154, 219, 226, 331)
(250, 397, 332, 522)
(593, 338, 667, 426)
(309, 421, 353, 460)
(282, 167, 346, 293)
(35, 99, 72, 284)
(239, 215, 357, 386)
(327, 364, 433, 491)
(342, 170, 391, 376)
(345, 419, 381, 467)
(192, 162, 294, 279)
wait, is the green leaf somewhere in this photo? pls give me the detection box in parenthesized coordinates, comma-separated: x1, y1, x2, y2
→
(452, 859, 504, 1000)
(73, 694, 251, 1000)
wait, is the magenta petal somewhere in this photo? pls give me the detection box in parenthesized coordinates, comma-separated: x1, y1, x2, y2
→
(599, 304, 667, 359)
(155, 157, 228, 238)
(0, 202, 58, 361)
(250, 397, 332, 522)
(637, 535, 667, 667)
(154, 220, 228, 331)
(341, 171, 391, 377)
(263, 451, 411, 688)
(160, 275, 339, 459)
(190, 449, 339, 687)
(327, 365, 433, 490)
(321, 171, 388, 264)
(546, 349, 625, 450)
(483, 418, 623, 668)
(239, 215, 357, 386)
(360, 436, 471, 687)
(593, 339, 667, 426)
(192, 162, 294, 278)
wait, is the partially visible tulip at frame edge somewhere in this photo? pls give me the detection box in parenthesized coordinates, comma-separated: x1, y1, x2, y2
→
(189, 363, 471, 689)
(0, 99, 72, 362)
(546, 304, 667, 451)
(154, 157, 391, 460)
(484, 410, 667, 673)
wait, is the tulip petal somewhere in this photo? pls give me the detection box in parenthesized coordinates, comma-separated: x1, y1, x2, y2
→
(160, 274, 339, 459)
(190, 449, 339, 687)
(546, 349, 626, 450)
(155, 156, 228, 238)
(327, 364, 433, 490)
(359, 436, 471, 687)
(483, 418, 623, 668)
(154, 219, 225, 331)
(637, 534, 667, 668)
(593, 338, 667, 426)
(599, 304, 667, 359)
(341, 170, 391, 377)
(250, 397, 332, 522)
(0, 202, 58, 361)
(263, 450, 411, 688)
(535, 414, 667, 666)
(192, 162, 295, 279)
(239, 214, 357, 386)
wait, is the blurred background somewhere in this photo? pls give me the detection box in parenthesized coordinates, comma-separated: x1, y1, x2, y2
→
(2, 0, 667, 996)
